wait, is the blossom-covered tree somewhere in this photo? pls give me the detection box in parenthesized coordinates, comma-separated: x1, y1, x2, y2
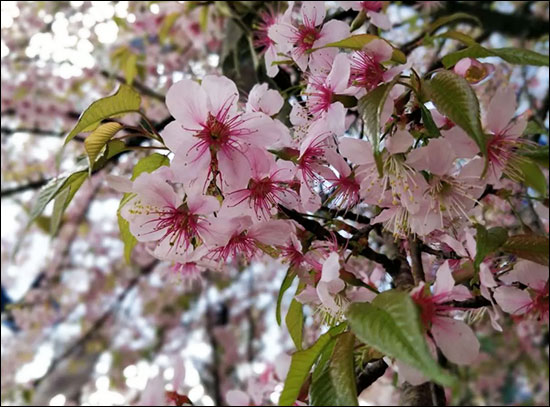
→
(1, 2, 549, 406)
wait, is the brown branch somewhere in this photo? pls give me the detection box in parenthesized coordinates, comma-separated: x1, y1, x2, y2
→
(356, 359, 388, 393)
(1, 179, 50, 198)
(100, 70, 166, 102)
(278, 205, 401, 275)
(408, 236, 424, 285)
(32, 260, 158, 388)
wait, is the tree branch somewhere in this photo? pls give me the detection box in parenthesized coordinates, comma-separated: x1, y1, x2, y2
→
(356, 359, 388, 393)
(100, 70, 166, 103)
(1, 179, 50, 198)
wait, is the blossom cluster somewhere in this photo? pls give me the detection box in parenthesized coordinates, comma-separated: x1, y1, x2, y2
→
(109, 0, 548, 387)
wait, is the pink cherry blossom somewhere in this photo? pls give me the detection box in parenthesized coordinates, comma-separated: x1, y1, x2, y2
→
(164, 75, 286, 191)
(305, 52, 350, 135)
(268, 2, 350, 71)
(120, 166, 219, 257)
(207, 216, 291, 261)
(253, 3, 294, 77)
(340, 1, 391, 30)
(494, 260, 549, 322)
(483, 86, 529, 184)
(411, 261, 480, 365)
(224, 147, 299, 221)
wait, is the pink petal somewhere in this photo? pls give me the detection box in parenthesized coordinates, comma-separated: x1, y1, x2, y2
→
(315, 20, 350, 48)
(301, 1, 326, 27)
(202, 75, 239, 117)
(264, 45, 279, 78)
(268, 22, 295, 47)
(500, 260, 549, 290)
(321, 252, 341, 283)
(217, 148, 252, 191)
(432, 317, 479, 365)
(249, 219, 292, 245)
(493, 286, 532, 315)
(326, 52, 350, 92)
(367, 11, 391, 30)
(479, 263, 498, 288)
(171, 135, 212, 189)
(432, 261, 454, 299)
(406, 138, 456, 176)
(385, 129, 413, 155)
(441, 126, 479, 159)
(160, 120, 195, 153)
(339, 137, 375, 165)
(485, 86, 517, 135)
(364, 39, 393, 63)
(187, 194, 220, 215)
(325, 102, 346, 136)
(300, 181, 321, 212)
(165, 79, 208, 129)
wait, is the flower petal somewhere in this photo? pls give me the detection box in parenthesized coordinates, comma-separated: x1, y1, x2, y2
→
(432, 317, 479, 365)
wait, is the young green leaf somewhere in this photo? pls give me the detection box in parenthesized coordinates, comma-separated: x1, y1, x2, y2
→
(347, 290, 455, 387)
(425, 71, 486, 154)
(310, 332, 358, 406)
(65, 84, 141, 144)
(358, 81, 396, 175)
(518, 159, 548, 196)
(84, 122, 123, 169)
(321, 34, 407, 64)
(442, 45, 549, 69)
(278, 324, 347, 406)
(427, 12, 481, 34)
(131, 153, 170, 180)
(286, 298, 304, 351)
(474, 224, 508, 271)
(276, 268, 296, 326)
(49, 186, 70, 237)
(502, 234, 549, 266)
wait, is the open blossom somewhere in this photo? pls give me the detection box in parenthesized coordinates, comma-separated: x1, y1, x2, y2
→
(324, 149, 362, 209)
(253, 3, 294, 77)
(207, 216, 291, 261)
(163, 75, 287, 191)
(224, 147, 299, 221)
(339, 1, 391, 30)
(296, 121, 336, 211)
(268, 2, 350, 71)
(405, 138, 486, 234)
(483, 86, 529, 184)
(305, 52, 350, 135)
(349, 39, 408, 93)
(120, 166, 220, 257)
(411, 261, 480, 366)
(494, 260, 549, 322)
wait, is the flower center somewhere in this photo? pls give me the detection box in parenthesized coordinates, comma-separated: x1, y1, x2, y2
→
(350, 51, 386, 90)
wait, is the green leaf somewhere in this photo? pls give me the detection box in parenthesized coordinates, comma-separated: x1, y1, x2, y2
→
(310, 332, 358, 406)
(420, 104, 442, 138)
(518, 159, 548, 196)
(436, 30, 478, 46)
(321, 34, 407, 64)
(286, 298, 304, 351)
(84, 122, 123, 169)
(65, 84, 141, 144)
(442, 45, 549, 69)
(502, 234, 549, 266)
(131, 153, 170, 180)
(159, 12, 182, 43)
(523, 120, 548, 136)
(50, 186, 70, 237)
(279, 324, 347, 406)
(425, 71, 486, 154)
(427, 12, 481, 34)
(519, 145, 549, 168)
(358, 81, 396, 175)
(123, 52, 138, 85)
(118, 205, 138, 265)
(347, 290, 455, 387)
(474, 224, 508, 271)
(276, 268, 296, 326)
